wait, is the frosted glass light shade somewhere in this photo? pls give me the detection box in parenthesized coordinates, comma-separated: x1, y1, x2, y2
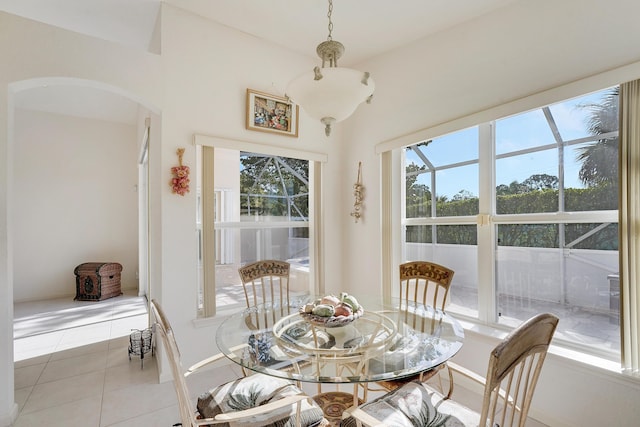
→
(286, 67, 375, 133)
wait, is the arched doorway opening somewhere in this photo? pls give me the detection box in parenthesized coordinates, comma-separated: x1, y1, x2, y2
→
(9, 77, 159, 344)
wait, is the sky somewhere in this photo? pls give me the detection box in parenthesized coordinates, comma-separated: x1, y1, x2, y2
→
(405, 88, 616, 199)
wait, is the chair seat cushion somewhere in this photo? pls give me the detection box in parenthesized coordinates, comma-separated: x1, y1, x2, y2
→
(197, 373, 326, 427)
(341, 381, 482, 427)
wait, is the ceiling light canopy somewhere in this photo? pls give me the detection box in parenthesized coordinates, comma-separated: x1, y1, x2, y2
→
(286, 0, 375, 136)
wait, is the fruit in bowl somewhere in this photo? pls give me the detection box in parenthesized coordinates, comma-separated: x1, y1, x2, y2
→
(300, 293, 363, 327)
(334, 303, 352, 317)
(321, 295, 341, 306)
(310, 303, 335, 317)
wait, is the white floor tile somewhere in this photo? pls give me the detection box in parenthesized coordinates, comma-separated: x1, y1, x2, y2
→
(101, 404, 180, 427)
(100, 380, 177, 426)
(106, 338, 137, 368)
(37, 351, 108, 384)
(103, 357, 159, 393)
(13, 386, 33, 414)
(49, 339, 109, 361)
(55, 323, 113, 351)
(14, 362, 46, 389)
(21, 370, 105, 414)
(13, 395, 102, 427)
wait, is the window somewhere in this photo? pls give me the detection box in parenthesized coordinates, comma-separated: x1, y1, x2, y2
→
(403, 127, 480, 317)
(195, 137, 325, 317)
(400, 87, 620, 357)
(405, 128, 479, 219)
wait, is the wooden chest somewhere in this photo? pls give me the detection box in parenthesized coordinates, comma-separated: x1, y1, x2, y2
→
(74, 262, 123, 301)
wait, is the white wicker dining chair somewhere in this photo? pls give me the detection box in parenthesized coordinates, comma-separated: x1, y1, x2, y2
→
(150, 299, 328, 427)
(238, 260, 293, 338)
(238, 261, 365, 422)
(343, 312, 559, 427)
(238, 260, 291, 309)
(374, 261, 456, 397)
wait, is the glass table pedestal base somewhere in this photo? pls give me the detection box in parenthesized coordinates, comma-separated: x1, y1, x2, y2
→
(313, 391, 363, 426)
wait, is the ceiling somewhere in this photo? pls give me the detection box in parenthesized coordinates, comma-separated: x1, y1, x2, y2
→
(1, 0, 520, 124)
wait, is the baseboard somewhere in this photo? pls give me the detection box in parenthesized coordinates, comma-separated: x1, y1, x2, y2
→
(528, 406, 574, 427)
(0, 402, 18, 427)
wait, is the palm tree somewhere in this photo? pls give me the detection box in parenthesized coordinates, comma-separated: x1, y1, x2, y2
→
(576, 87, 619, 187)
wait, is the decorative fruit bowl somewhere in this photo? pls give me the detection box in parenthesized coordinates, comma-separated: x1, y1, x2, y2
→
(299, 293, 364, 328)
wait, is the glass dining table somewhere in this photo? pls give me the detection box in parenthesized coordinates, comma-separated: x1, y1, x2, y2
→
(215, 294, 464, 423)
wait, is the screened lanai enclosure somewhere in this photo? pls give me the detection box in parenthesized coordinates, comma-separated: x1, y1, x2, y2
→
(197, 148, 311, 315)
(402, 86, 620, 356)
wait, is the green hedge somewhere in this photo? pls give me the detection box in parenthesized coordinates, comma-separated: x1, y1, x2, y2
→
(406, 185, 618, 250)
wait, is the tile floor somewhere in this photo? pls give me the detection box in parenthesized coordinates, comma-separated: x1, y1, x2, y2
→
(13, 291, 547, 427)
(13, 291, 192, 426)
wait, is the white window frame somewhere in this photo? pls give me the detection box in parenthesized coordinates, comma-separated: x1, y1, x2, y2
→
(194, 134, 327, 317)
(379, 64, 640, 361)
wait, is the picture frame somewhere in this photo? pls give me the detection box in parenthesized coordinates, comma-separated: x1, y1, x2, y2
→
(246, 89, 299, 137)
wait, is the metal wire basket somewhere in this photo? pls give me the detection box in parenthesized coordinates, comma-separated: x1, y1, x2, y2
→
(128, 328, 154, 369)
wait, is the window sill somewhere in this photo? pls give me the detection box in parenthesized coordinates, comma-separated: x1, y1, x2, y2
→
(191, 306, 241, 329)
(192, 305, 640, 388)
(456, 317, 640, 389)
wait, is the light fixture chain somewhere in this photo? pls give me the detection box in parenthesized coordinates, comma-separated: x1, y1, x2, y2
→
(327, 0, 333, 41)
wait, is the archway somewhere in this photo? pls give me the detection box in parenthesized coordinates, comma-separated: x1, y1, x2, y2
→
(9, 76, 159, 334)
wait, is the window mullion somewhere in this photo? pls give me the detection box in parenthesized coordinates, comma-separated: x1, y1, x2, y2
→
(477, 122, 495, 323)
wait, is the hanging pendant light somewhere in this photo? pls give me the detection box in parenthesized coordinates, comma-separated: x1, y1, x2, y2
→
(286, 0, 375, 136)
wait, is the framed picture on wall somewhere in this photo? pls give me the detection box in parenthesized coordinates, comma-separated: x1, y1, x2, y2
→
(246, 89, 299, 137)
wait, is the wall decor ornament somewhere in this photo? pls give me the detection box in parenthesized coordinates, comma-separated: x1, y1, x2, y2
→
(350, 161, 364, 222)
(246, 89, 299, 137)
(170, 148, 190, 196)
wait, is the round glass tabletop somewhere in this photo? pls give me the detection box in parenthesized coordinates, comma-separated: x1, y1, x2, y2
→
(215, 295, 464, 384)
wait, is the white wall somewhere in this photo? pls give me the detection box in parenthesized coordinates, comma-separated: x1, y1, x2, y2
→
(12, 109, 138, 301)
(154, 4, 347, 366)
(339, 0, 640, 425)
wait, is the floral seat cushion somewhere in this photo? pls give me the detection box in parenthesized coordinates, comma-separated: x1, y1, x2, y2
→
(197, 373, 326, 427)
(341, 381, 486, 427)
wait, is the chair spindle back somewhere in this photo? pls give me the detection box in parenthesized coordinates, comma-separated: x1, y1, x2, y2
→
(238, 260, 291, 329)
(481, 312, 559, 427)
(399, 261, 454, 311)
